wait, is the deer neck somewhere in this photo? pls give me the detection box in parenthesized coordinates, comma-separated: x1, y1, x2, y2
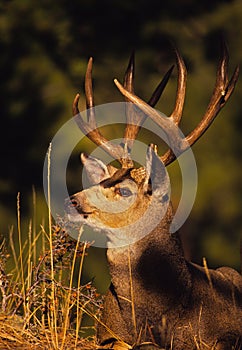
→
(106, 204, 192, 309)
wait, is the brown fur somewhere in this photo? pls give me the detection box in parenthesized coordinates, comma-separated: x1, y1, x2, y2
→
(66, 152, 242, 349)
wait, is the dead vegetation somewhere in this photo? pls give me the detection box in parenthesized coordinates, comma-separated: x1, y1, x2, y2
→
(0, 210, 102, 349)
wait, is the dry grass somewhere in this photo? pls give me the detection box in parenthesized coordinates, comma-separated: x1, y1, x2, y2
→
(0, 313, 96, 349)
(0, 195, 102, 349)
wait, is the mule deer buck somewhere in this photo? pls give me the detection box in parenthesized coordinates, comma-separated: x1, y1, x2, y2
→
(66, 46, 242, 349)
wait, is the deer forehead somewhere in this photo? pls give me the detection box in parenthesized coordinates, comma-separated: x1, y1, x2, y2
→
(84, 179, 141, 214)
(102, 178, 140, 196)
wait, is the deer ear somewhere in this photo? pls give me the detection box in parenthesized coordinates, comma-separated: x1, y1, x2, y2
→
(145, 144, 170, 200)
(80, 153, 111, 185)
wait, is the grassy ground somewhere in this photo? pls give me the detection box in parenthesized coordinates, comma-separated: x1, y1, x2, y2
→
(0, 208, 102, 349)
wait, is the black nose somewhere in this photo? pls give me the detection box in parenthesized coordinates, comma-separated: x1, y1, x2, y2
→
(64, 196, 78, 212)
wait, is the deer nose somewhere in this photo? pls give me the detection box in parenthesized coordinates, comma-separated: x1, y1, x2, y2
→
(70, 197, 78, 207)
(64, 196, 79, 211)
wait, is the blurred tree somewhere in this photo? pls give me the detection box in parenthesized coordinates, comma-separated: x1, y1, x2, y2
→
(0, 0, 241, 281)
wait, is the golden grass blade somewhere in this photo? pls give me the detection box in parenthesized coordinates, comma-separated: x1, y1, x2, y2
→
(47, 143, 58, 349)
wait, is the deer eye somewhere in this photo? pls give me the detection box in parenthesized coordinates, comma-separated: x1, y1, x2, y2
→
(117, 187, 133, 197)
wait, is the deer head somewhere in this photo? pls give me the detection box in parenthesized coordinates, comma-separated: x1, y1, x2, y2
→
(66, 45, 238, 246)
(65, 45, 242, 349)
(66, 145, 171, 246)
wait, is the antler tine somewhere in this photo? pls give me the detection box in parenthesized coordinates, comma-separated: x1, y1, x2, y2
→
(85, 57, 97, 128)
(72, 93, 81, 116)
(73, 60, 126, 166)
(148, 65, 174, 107)
(184, 45, 239, 148)
(169, 49, 187, 124)
(123, 53, 137, 158)
(115, 46, 239, 167)
(161, 45, 239, 165)
(114, 78, 180, 149)
(123, 53, 174, 152)
(124, 52, 135, 94)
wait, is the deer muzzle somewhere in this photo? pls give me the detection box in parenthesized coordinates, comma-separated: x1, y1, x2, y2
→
(65, 195, 94, 221)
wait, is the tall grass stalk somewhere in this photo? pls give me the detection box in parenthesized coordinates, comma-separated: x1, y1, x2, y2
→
(75, 239, 87, 348)
(47, 142, 58, 349)
(17, 192, 27, 317)
(26, 220, 32, 323)
(128, 245, 137, 338)
(32, 186, 37, 267)
(41, 220, 46, 331)
(60, 230, 82, 350)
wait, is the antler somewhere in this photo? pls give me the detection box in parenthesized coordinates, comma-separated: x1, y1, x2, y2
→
(73, 58, 127, 165)
(114, 45, 239, 166)
(73, 55, 173, 168)
(123, 53, 174, 153)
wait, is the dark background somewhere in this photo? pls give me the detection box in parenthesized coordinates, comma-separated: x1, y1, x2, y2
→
(0, 0, 242, 289)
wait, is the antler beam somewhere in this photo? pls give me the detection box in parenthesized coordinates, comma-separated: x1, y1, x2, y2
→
(73, 58, 129, 166)
(123, 53, 174, 152)
(114, 45, 239, 166)
(73, 55, 172, 168)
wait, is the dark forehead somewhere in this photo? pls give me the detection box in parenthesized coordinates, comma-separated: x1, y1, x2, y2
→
(100, 167, 147, 188)
(101, 168, 132, 188)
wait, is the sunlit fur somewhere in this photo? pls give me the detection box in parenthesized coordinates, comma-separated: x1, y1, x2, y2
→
(66, 152, 242, 350)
